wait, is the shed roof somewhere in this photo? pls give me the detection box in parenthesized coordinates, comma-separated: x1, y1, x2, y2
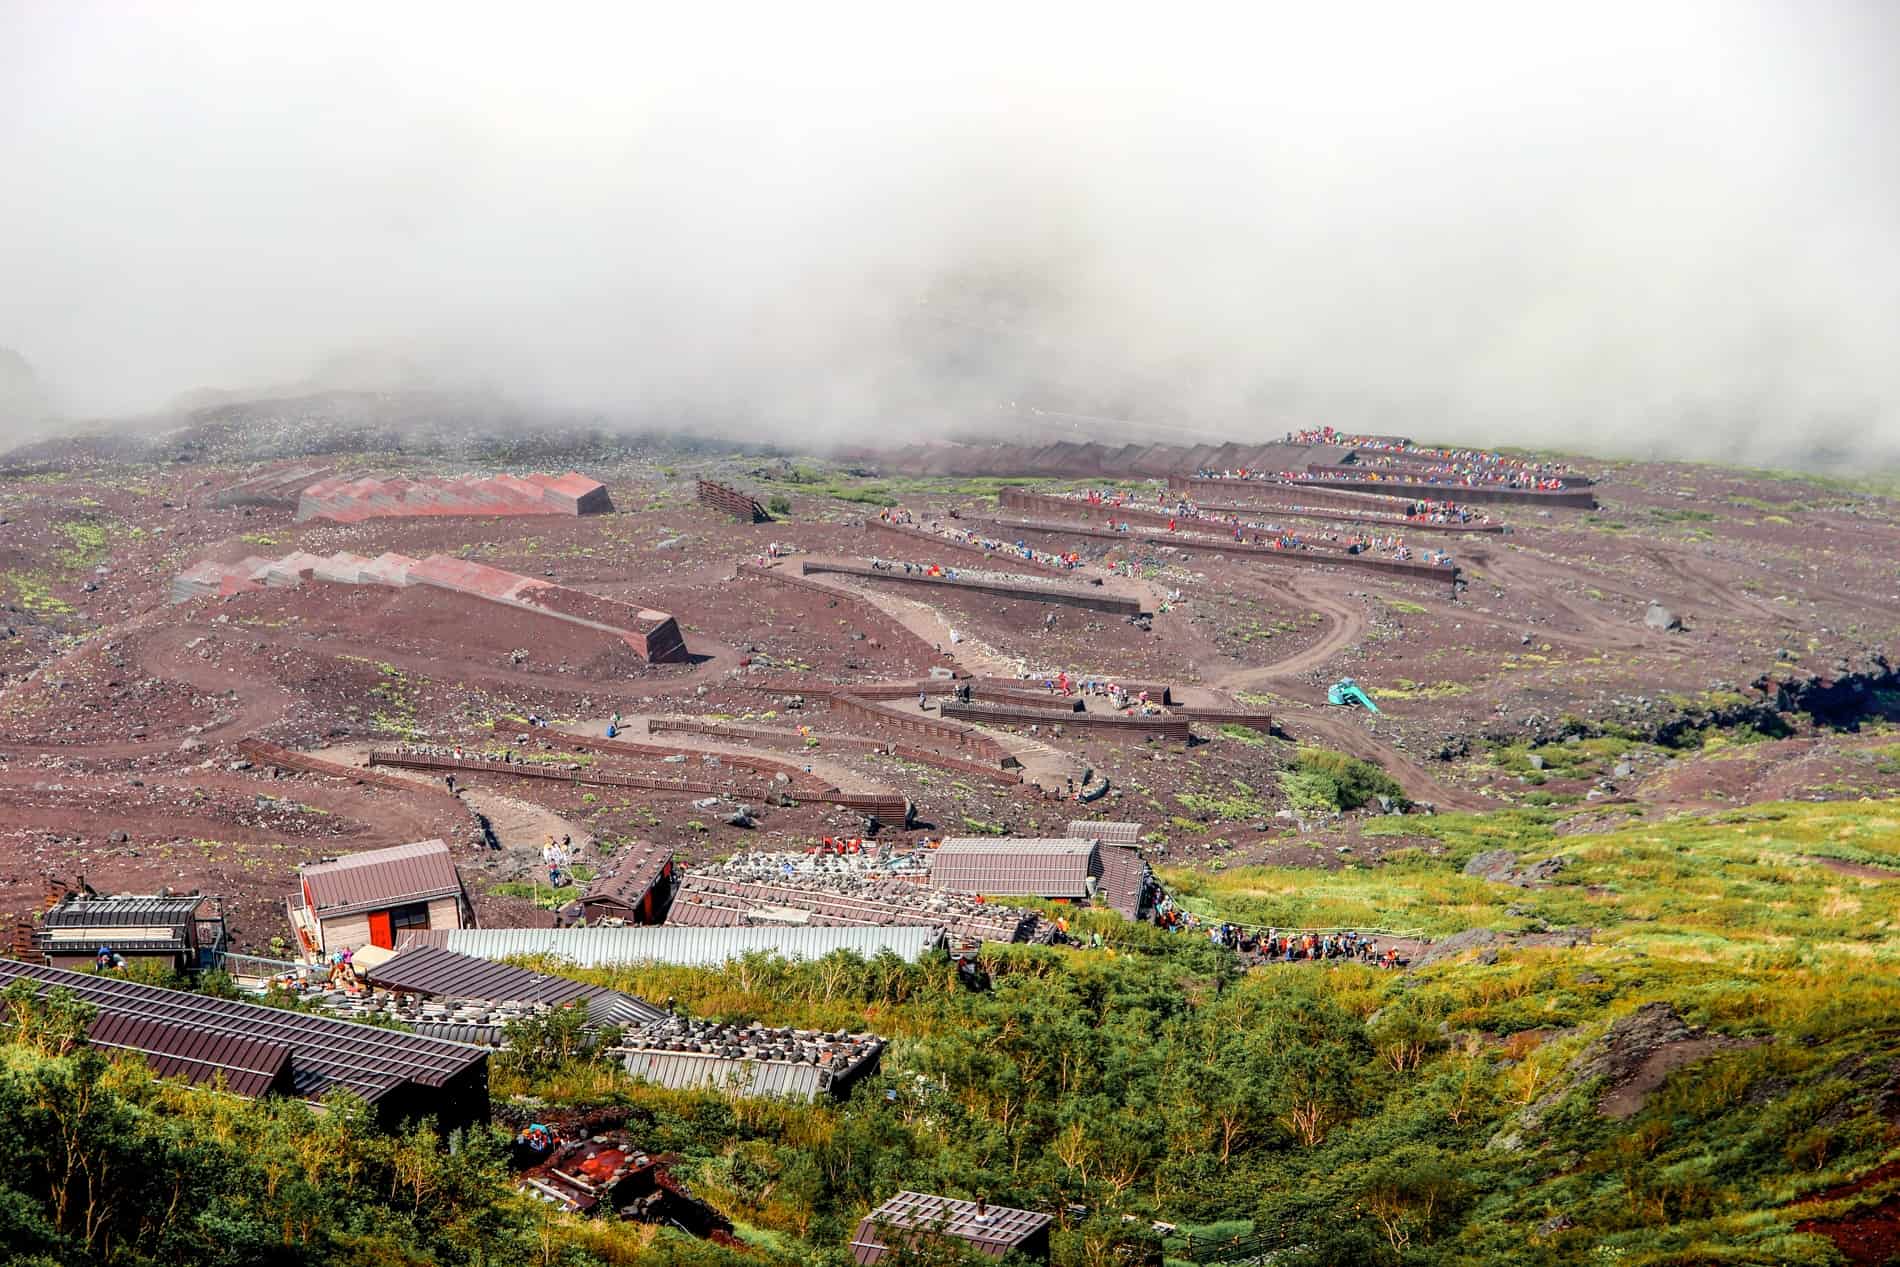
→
(853, 1191, 1052, 1257)
(88, 1011, 291, 1098)
(404, 924, 943, 968)
(367, 945, 665, 1026)
(300, 839, 464, 919)
(41, 894, 206, 930)
(581, 848, 672, 911)
(930, 839, 1100, 898)
(1066, 820, 1143, 845)
(0, 959, 485, 1108)
(1094, 843, 1151, 920)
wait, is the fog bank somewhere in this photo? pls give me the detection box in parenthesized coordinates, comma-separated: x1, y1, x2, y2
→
(3, 1, 1898, 469)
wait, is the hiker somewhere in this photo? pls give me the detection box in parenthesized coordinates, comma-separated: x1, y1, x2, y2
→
(444, 773, 456, 795)
(918, 691, 929, 711)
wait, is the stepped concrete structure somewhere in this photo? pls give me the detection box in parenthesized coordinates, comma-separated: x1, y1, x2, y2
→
(294, 471, 612, 524)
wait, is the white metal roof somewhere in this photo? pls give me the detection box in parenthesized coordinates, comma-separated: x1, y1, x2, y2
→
(426, 925, 944, 968)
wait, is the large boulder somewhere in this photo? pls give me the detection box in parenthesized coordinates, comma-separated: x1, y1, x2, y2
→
(1644, 602, 1685, 632)
(1463, 850, 1518, 881)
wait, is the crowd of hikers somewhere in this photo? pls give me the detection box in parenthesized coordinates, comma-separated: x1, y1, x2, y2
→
(878, 506, 1084, 572)
(1278, 427, 1575, 490)
(1148, 895, 1408, 968)
(1065, 488, 1456, 568)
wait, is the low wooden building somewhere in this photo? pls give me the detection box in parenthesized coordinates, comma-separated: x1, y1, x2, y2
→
(286, 839, 474, 960)
(34, 892, 228, 974)
(578, 847, 675, 924)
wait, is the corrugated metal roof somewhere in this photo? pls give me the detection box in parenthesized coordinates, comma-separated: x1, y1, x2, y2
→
(88, 1011, 290, 1099)
(368, 945, 665, 1027)
(1066, 820, 1143, 844)
(581, 848, 671, 911)
(0, 959, 485, 1107)
(424, 925, 943, 968)
(930, 839, 1100, 898)
(1095, 843, 1151, 920)
(935, 838, 1097, 856)
(618, 1050, 832, 1100)
(852, 1191, 1052, 1258)
(42, 895, 207, 929)
(300, 839, 465, 920)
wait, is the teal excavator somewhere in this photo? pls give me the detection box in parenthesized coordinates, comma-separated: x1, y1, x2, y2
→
(1327, 677, 1380, 713)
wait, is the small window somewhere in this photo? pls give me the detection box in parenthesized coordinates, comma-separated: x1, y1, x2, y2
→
(389, 903, 431, 932)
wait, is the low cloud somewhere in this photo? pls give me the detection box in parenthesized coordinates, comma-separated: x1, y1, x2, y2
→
(2, 1, 1896, 469)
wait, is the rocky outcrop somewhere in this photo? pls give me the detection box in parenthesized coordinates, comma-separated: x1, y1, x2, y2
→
(1463, 849, 1568, 887)
(1489, 1003, 1758, 1150)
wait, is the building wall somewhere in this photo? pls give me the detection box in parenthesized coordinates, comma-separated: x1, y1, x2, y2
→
(427, 895, 466, 931)
(317, 912, 372, 954)
(321, 896, 467, 953)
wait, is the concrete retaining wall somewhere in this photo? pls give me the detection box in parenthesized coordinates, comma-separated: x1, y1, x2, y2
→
(1301, 466, 1598, 508)
(829, 694, 1010, 760)
(940, 701, 1193, 741)
(862, 519, 1072, 578)
(988, 497, 1460, 587)
(737, 564, 931, 654)
(801, 560, 1145, 616)
(1174, 710, 1274, 732)
(696, 479, 771, 523)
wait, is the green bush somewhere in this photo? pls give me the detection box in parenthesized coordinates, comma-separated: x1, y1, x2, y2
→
(1279, 747, 1407, 811)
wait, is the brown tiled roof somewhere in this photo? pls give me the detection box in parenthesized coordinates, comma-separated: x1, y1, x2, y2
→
(300, 839, 464, 920)
(0, 959, 485, 1107)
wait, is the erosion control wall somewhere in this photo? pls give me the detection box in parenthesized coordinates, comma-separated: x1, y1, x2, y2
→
(737, 564, 932, 656)
(1301, 466, 1597, 508)
(862, 520, 1072, 578)
(801, 561, 1144, 616)
(696, 479, 771, 523)
(987, 498, 1460, 588)
(940, 701, 1193, 742)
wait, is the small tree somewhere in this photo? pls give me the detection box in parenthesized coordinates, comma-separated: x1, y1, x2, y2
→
(498, 1001, 594, 1080)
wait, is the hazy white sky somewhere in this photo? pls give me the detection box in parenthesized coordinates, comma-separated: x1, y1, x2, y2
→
(3, 1, 1897, 463)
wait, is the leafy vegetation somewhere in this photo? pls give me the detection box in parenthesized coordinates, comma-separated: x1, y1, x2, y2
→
(1279, 747, 1408, 813)
(1, 801, 1897, 1265)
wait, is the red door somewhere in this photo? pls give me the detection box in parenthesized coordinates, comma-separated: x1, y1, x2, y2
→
(367, 911, 394, 949)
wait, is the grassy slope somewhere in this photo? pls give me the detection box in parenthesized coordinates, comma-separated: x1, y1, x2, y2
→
(493, 800, 1900, 1266)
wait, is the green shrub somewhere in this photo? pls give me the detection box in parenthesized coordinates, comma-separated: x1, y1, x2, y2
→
(1279, 747, 1407, 811)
